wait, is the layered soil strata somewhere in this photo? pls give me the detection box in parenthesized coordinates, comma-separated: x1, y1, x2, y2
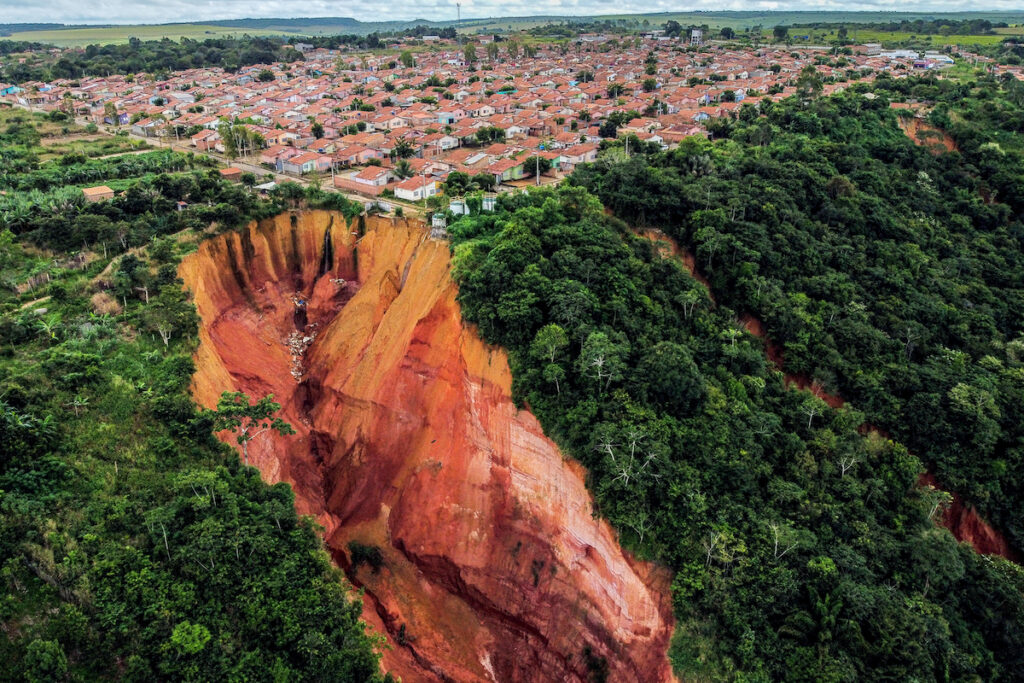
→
(180, 211, 675, 682)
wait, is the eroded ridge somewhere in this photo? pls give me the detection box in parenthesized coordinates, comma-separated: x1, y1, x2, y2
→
(180, 211, 676, 683)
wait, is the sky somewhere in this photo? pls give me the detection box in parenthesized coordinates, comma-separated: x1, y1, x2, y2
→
(0, 0, 1022, 26)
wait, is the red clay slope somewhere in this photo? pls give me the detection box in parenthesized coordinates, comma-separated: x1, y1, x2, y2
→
(180, 211, 675, 683)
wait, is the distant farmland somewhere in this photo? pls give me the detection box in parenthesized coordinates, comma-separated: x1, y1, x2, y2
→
(0, 24, 282, 47)
(2, 11, 1023, 48)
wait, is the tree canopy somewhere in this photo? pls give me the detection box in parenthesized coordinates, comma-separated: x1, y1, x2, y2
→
(448, 182, 1024, 680)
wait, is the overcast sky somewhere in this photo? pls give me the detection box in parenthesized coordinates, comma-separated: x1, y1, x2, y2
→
(0, 0, 1021, 26)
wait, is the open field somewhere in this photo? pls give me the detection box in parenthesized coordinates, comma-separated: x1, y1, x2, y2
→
(38, 135, 151, 162)
(594, 10, 1024, 29)
(786, 28, 1020, 46)
(0, 24, 282, 47)
(0, 106, 151, 161)
(5, 12, 1024, 46)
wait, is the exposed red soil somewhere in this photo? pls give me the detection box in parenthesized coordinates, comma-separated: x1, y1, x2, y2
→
(738, 314, 846, 410)
(639, 228, 1018, 562)
(638, 228, 713, 293)
(919, 473, 1022, 562)
(181, 211, 676, 683)
(896, 115, 957, 154)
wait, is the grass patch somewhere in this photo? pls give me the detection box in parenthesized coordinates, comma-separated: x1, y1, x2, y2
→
(0, 24, 281, 48)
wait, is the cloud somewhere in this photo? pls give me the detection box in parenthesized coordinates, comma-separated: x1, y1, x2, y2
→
(0, 0, 1022, 26)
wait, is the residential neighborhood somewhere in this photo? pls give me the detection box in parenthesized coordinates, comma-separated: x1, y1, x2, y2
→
(2, 31, 995, 207)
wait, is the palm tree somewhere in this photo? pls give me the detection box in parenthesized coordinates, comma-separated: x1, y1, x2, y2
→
(393, 159, 414, 179)
(391, 138, 416, 160)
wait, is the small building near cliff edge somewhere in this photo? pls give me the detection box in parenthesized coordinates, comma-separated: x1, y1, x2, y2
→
(394, 176, 438, 202)
(219, 167, 243, 182)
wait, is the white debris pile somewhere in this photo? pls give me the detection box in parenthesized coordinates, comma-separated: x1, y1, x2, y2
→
(285, 323, 318, 381)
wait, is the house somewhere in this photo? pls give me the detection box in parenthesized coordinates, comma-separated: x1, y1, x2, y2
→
(82, 185, 115, 203)
(104, 111, 131, 126)
(191, 129, 219, 151)
(332, 145, 381, 167)
(437, 107, 467, 125)
(219, 167, 243, 182)
(263, 129, 301, 146)
(260, 144, 299, 166)
(131, 118, 163, 137)
(352, 166, 392, 188)
(394, 176, 438, 202)
(486, 157, 526, 184)
(281, 151, 332, 174)
(466, 103, 495, 118)
(420, 133, 460, 158)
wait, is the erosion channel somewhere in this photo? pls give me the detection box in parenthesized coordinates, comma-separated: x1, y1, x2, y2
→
(178, 210, 675, 682)
(639, 228, 1019, 563)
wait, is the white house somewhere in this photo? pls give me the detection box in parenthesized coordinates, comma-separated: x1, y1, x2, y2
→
(394, 176, 438, 202)
(352, 166, 392, 187)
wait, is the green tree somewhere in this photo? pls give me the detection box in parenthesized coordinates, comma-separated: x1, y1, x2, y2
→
(577, 331, 627, 391)
(399, 50, 415, 68)
(142, 285, 199, 347)
(472, 172, 496, 190)
(393, 159, 414, 179)
(103, 101, 118, 125)
(796, 64, 823, 100)
(530, 323, 569, 363)
(391, 138, 416, 160)
(24, 639, 67, 683)
(210, 392, 296, 466)
(170, 621, 211, 656)
(523, 155, 552, 178)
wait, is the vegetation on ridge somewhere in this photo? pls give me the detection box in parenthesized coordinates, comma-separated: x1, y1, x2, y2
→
(572, 72, 1024, 557)
(449, 182, 1024, 680)
(0, 108, 386, 681)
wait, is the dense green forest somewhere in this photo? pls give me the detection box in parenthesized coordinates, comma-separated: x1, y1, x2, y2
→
(448, 182, 1024, 680)
(0, 110, 385, 680)
(571, 72, 1024, 562)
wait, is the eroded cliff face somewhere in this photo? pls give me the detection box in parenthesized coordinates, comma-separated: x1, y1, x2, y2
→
(180, 211, 675, 683)
(919, 473, 1021, 562)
